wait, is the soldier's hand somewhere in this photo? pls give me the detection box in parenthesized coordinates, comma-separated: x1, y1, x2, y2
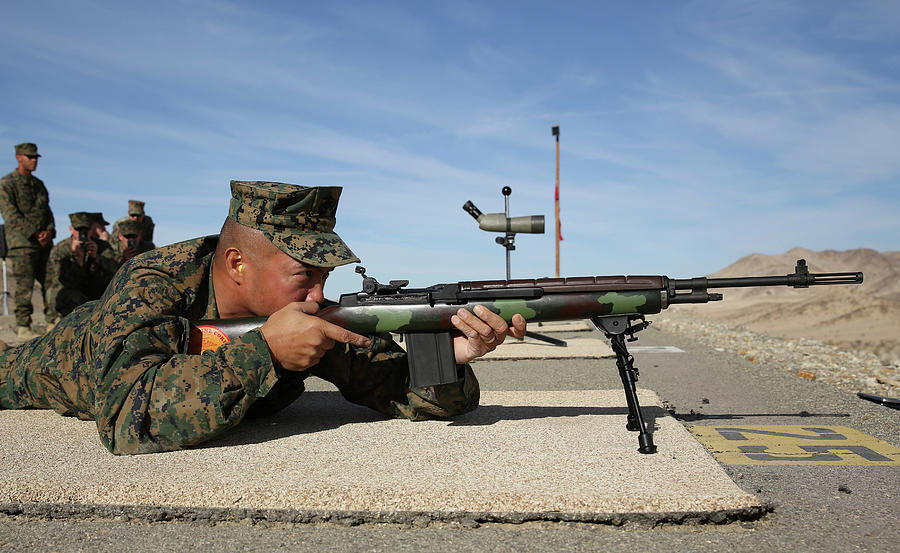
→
(451, 305, 527, 364)
(260, 301, 372, 372)
(122, 246, 138, 261)
(71, 238, 87, 265)
(36, 230, 52, 247)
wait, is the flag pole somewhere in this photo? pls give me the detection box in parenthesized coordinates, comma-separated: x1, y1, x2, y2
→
(552, 125, 561, 277)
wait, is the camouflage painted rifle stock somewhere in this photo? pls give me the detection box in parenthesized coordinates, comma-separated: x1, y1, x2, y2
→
(189, 259, 862, 454)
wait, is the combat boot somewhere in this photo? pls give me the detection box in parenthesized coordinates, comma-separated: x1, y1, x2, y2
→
(16, 326, 39, 340)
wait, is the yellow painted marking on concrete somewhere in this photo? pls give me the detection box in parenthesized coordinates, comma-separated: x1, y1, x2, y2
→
(689, 425, 900, 466)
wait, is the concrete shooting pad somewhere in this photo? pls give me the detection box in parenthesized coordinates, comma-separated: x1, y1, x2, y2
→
(529, 320, 595, 333)
(0, 390, 762, 524)
(480, 336, 614, 360)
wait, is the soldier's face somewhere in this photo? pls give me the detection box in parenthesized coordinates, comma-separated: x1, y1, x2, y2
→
(244, 247, 331, 315)
(16, 154, 38, 172)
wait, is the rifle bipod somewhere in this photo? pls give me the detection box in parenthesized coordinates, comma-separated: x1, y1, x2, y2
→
(591, 315, 657, 454)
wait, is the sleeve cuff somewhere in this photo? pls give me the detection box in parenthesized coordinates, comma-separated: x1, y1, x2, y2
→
(225, 328, 280, 397)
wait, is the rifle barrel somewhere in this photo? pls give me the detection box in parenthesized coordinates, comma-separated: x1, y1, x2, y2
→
(706, 271, 863, 288)
(666, 260, 863, 305)
(671, 270, 863, 291)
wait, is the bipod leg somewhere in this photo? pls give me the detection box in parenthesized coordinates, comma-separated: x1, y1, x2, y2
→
(610, 334, 641, 431)
(593, 315, 657, 455)
(609, 334, 656, 454)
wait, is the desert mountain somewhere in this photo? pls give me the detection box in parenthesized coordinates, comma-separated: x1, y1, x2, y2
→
(707, 247, 900, 301)
(672, 248, 900, 364)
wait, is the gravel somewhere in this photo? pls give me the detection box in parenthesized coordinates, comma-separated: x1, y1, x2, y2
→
(654, 310, 900, 400)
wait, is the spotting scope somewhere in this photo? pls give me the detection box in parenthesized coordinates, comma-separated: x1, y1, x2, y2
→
(463, 187, 544, 234)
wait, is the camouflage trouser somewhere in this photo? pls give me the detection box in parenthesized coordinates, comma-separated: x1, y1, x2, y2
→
(0, 337, 78, 415)
(7, 247, 51, 327)
(313, 361, 480, 421)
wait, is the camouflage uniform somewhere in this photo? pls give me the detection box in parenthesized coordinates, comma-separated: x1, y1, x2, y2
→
(45, 212, 120, 319)
(0, 181, 479, 455)
(110, 218, 155, 261)
(111, 200, 154, 244)
(0, 143, 55, 328)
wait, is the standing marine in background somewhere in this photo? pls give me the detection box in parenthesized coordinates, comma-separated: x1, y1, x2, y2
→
(0, 143, 55, 338)
(110, 218, 155, 263)
(45, 212, 120, 320)
(112, 199, 154, 244)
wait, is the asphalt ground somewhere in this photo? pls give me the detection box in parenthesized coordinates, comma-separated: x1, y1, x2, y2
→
(1, 324, 898, 552)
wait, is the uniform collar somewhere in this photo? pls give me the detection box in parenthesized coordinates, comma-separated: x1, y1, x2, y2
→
(204, 253, 220, 320)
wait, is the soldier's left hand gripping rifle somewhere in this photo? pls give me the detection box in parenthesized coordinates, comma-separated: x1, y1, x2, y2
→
(188, 260, 862, 455)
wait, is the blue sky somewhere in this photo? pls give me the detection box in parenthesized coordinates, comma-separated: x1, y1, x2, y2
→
(1, 0, 897, 295)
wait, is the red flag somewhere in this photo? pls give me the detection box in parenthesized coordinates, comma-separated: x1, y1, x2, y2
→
(555, 181, 563, 241)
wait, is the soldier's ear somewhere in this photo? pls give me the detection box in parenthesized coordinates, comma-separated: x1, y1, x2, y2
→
(224, 248, 246, 283)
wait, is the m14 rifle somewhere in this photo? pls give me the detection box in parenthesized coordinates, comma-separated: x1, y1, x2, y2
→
(189, 259, 863, 454)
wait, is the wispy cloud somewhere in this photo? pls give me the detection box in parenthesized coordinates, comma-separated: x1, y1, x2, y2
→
(826, 0, 900, 43)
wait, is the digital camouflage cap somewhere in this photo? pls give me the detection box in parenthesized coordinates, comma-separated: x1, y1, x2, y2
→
(228, 180, 359, 268)
(15, 143, 40, 157)
(117, 219, 142, 237)
(68, 212, 93, 229)
(88, 212, 109, 226)
(128, 200, 145, 216)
